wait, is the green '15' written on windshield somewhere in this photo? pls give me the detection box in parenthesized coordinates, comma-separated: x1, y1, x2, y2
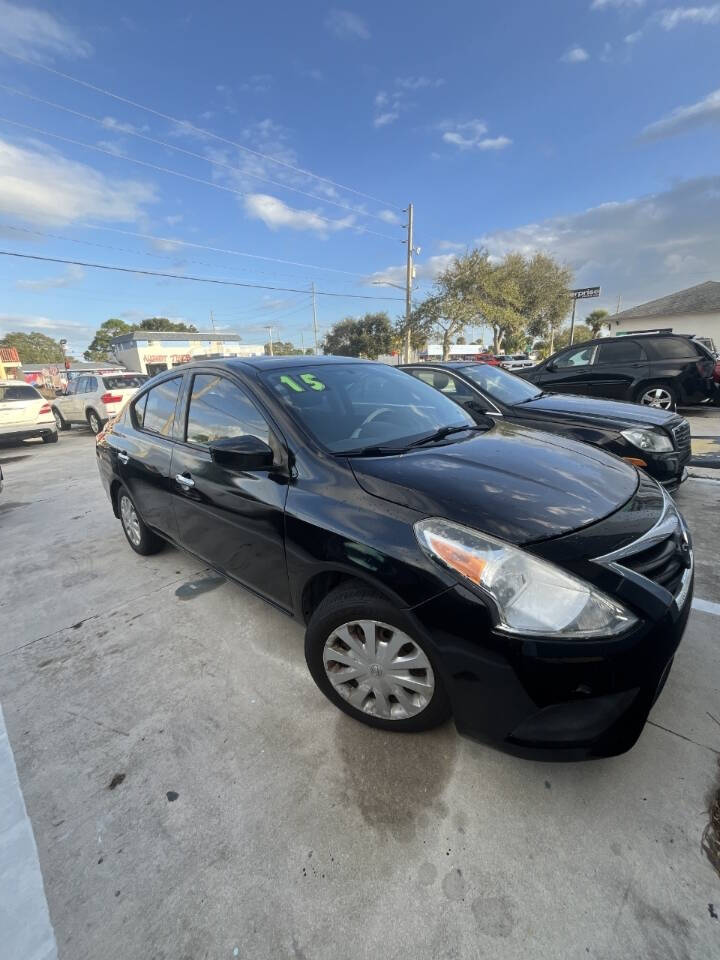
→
(278, 373, 326, 392)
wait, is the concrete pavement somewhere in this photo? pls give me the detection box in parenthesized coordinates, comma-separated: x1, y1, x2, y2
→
(1, 425, 719, 960)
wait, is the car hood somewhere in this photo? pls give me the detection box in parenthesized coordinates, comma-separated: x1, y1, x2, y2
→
(517, 393, 680, 429)
(350, 421, 639, 545)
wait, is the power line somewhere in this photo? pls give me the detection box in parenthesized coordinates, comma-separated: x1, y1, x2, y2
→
(0, 250, 406, 300)
(0, 115, 400, 243)
(0, 83, 399, 226)
(0, 48, 402, 210)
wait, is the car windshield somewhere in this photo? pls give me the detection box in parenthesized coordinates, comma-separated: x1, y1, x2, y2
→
(460, 363, 543, 405)
(0, 384, 40, 402)
(102, 375, 148, 389)
(262, 362, 474, 453)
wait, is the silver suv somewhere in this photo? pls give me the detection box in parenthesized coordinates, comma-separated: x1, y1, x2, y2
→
(52, 372, 147, 435)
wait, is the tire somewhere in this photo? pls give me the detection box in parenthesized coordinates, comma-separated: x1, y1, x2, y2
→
(52, 408, 72, 431)
(87, 409, 104, 435)
(636, 382, 677, 411)
(304, 584, 451, 732)
(116, 485, 164, 556)
(42, 431, 59, 444)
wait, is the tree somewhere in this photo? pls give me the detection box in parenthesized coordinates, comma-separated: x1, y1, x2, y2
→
(264, 340, 303, 355)
(84, 318, 133, 361)
(456, 335, 467, 344)
(135, 317, 198, 332)
(323, 313, 394, 359)
(585, 309, 609, 338)
(513, 252, 573, 349)
(0, 331, 65, 363)
(554, 324, 592, 351)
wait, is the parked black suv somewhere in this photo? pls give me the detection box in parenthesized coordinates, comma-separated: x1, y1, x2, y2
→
(96, 357, 693, 760)
(522, 334, 716, 410)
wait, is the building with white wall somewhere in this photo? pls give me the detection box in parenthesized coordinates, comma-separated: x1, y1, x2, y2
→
(611, 281, 719, 350)
(110, 331, 264, 376)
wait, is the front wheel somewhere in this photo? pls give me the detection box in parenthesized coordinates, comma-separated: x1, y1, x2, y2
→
(87, 409, 104, 435)
(305, 584, 451, 732)
(52, 408, 72, 431)
(117, 485, 164, 556)
(636, 383, 676, 411)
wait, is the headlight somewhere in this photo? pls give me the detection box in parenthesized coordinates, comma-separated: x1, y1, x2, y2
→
(621, 428, 673, 453)
(414, 518, 637, 638)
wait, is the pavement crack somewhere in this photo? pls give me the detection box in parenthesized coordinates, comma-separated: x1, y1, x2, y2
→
(0, 567, 210, 659)
(647, 719, 719, 755)
(66, 710, 130, 738)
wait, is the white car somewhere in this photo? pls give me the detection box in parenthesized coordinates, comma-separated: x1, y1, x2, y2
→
(0, 380, 58, 444)
(52, 372, 148, 435)
(496, 354, 536, 371)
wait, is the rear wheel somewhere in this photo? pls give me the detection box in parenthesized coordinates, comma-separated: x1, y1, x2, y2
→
(117, 485, 164, 555)
(87, 409, 104, 435)
(304, 584, 451, 732)
(42, 431, 59, 444)
(52, 408, 72, 431)
(636, 383, 676, 411)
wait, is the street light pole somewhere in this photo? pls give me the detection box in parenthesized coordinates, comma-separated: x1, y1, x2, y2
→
(404, 202, 414, 364)
(265, 325, 273, 356)
(311, 282, 319, 355)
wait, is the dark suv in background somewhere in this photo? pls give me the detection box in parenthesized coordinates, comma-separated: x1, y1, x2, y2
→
(522, 333, 716, 410)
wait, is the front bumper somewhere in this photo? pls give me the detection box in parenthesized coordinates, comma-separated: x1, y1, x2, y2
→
(412, 571, 692, 760)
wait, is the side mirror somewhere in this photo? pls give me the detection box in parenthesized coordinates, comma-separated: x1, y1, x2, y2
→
(209, 435, 274, 471)
(544, 361, 555, 373)
(465, 398, 490, 415)
(55, 388, 65, 397)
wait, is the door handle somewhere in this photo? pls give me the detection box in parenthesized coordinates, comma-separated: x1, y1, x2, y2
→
(117, 451, 129, 464)
(175, 473, 195, 488)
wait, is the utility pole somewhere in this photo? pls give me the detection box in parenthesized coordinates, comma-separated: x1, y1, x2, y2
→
(615, 294, 622, 314)
(569, 298, 577, 346)
(265, 325, 273, 356)
(404, 202, 414, 364)
(209, 309, 216, 332)
(311, 282, 319, 355)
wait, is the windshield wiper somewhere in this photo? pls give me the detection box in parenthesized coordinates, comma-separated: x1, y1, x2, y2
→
(338, 444, 408, 457)
(514, 392, 544, 404)
(406, 424, 488, 448)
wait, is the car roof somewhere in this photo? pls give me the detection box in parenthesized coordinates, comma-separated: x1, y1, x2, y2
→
(401, 361, 475, 369)
(568, 332, 698, 348)
(184, 354, 377, 372)
(0, 379, 38, 387)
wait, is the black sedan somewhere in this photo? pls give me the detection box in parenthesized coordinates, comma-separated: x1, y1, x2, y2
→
(403, 361, 691, 490)
(96, 357, 693, 760)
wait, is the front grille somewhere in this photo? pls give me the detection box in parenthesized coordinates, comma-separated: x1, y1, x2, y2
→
(672, 420, 691, 459)
(616, 532, 687, 596)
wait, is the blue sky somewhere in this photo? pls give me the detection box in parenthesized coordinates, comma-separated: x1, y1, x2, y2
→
(0, 0, 719, 355)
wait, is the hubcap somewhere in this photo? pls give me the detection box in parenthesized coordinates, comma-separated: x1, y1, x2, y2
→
(89, 413, 100, 433)
(53, 410, 62, 429)
(323, 620, 434, 720)
(641, 388, 673, 410)
(120, 495, 142, 547)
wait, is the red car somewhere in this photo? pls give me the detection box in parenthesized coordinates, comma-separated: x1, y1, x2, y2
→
(475, 352, 500, 365)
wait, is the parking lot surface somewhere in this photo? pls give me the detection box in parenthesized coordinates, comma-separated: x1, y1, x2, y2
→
(1, 418, 719, 960)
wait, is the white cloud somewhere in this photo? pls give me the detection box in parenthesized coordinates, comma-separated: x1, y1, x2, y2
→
(369, 254, 457, 289)
(0, 137, 157, 225)
(639, 87, 720, 139)
(561, 46, 590, 63)
(473, 175, 720, 308)
(0, 0, 91, 61)
(96, 139, 127, 156)
(374, 110, 400, 128)
(101, 116, 150, 135)
(16, 265, 84, 291)
(239, 73, 273, 93)
(591, 0, 645, 8)
(243, 193, 355, 234)
(0, 314, 88, 331)
(396, 76, 445, 90)
(324, 9, 370, 39)
(165, 214, 183, 226)
(624, 29, 644, 42)
(378, 210, 401, 224)
(660, 4, 720, 28)
(440, 120, 512, 151)
(438, 240, 466, 251)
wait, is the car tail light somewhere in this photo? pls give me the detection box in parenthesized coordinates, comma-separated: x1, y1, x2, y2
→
(101, 392, 123, 404)
(38, 403, 51, 415)
(714, 361, 720, 384)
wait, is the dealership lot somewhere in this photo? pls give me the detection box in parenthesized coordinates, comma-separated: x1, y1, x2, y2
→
(1, 420, 719, 960)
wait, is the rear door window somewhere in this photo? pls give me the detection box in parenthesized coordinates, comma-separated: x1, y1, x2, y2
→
(137, 377, 182, 436)
(596, 340, 646, 364)
(185, 374, 270, 446)
(85, 376, 98, 393)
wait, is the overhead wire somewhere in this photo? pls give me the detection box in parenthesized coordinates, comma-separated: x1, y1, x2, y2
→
(0, 250, 406, 300)
(0, 115, 400, 243)
(0, 48, 403, 210)
(0, 83, 399, 226)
